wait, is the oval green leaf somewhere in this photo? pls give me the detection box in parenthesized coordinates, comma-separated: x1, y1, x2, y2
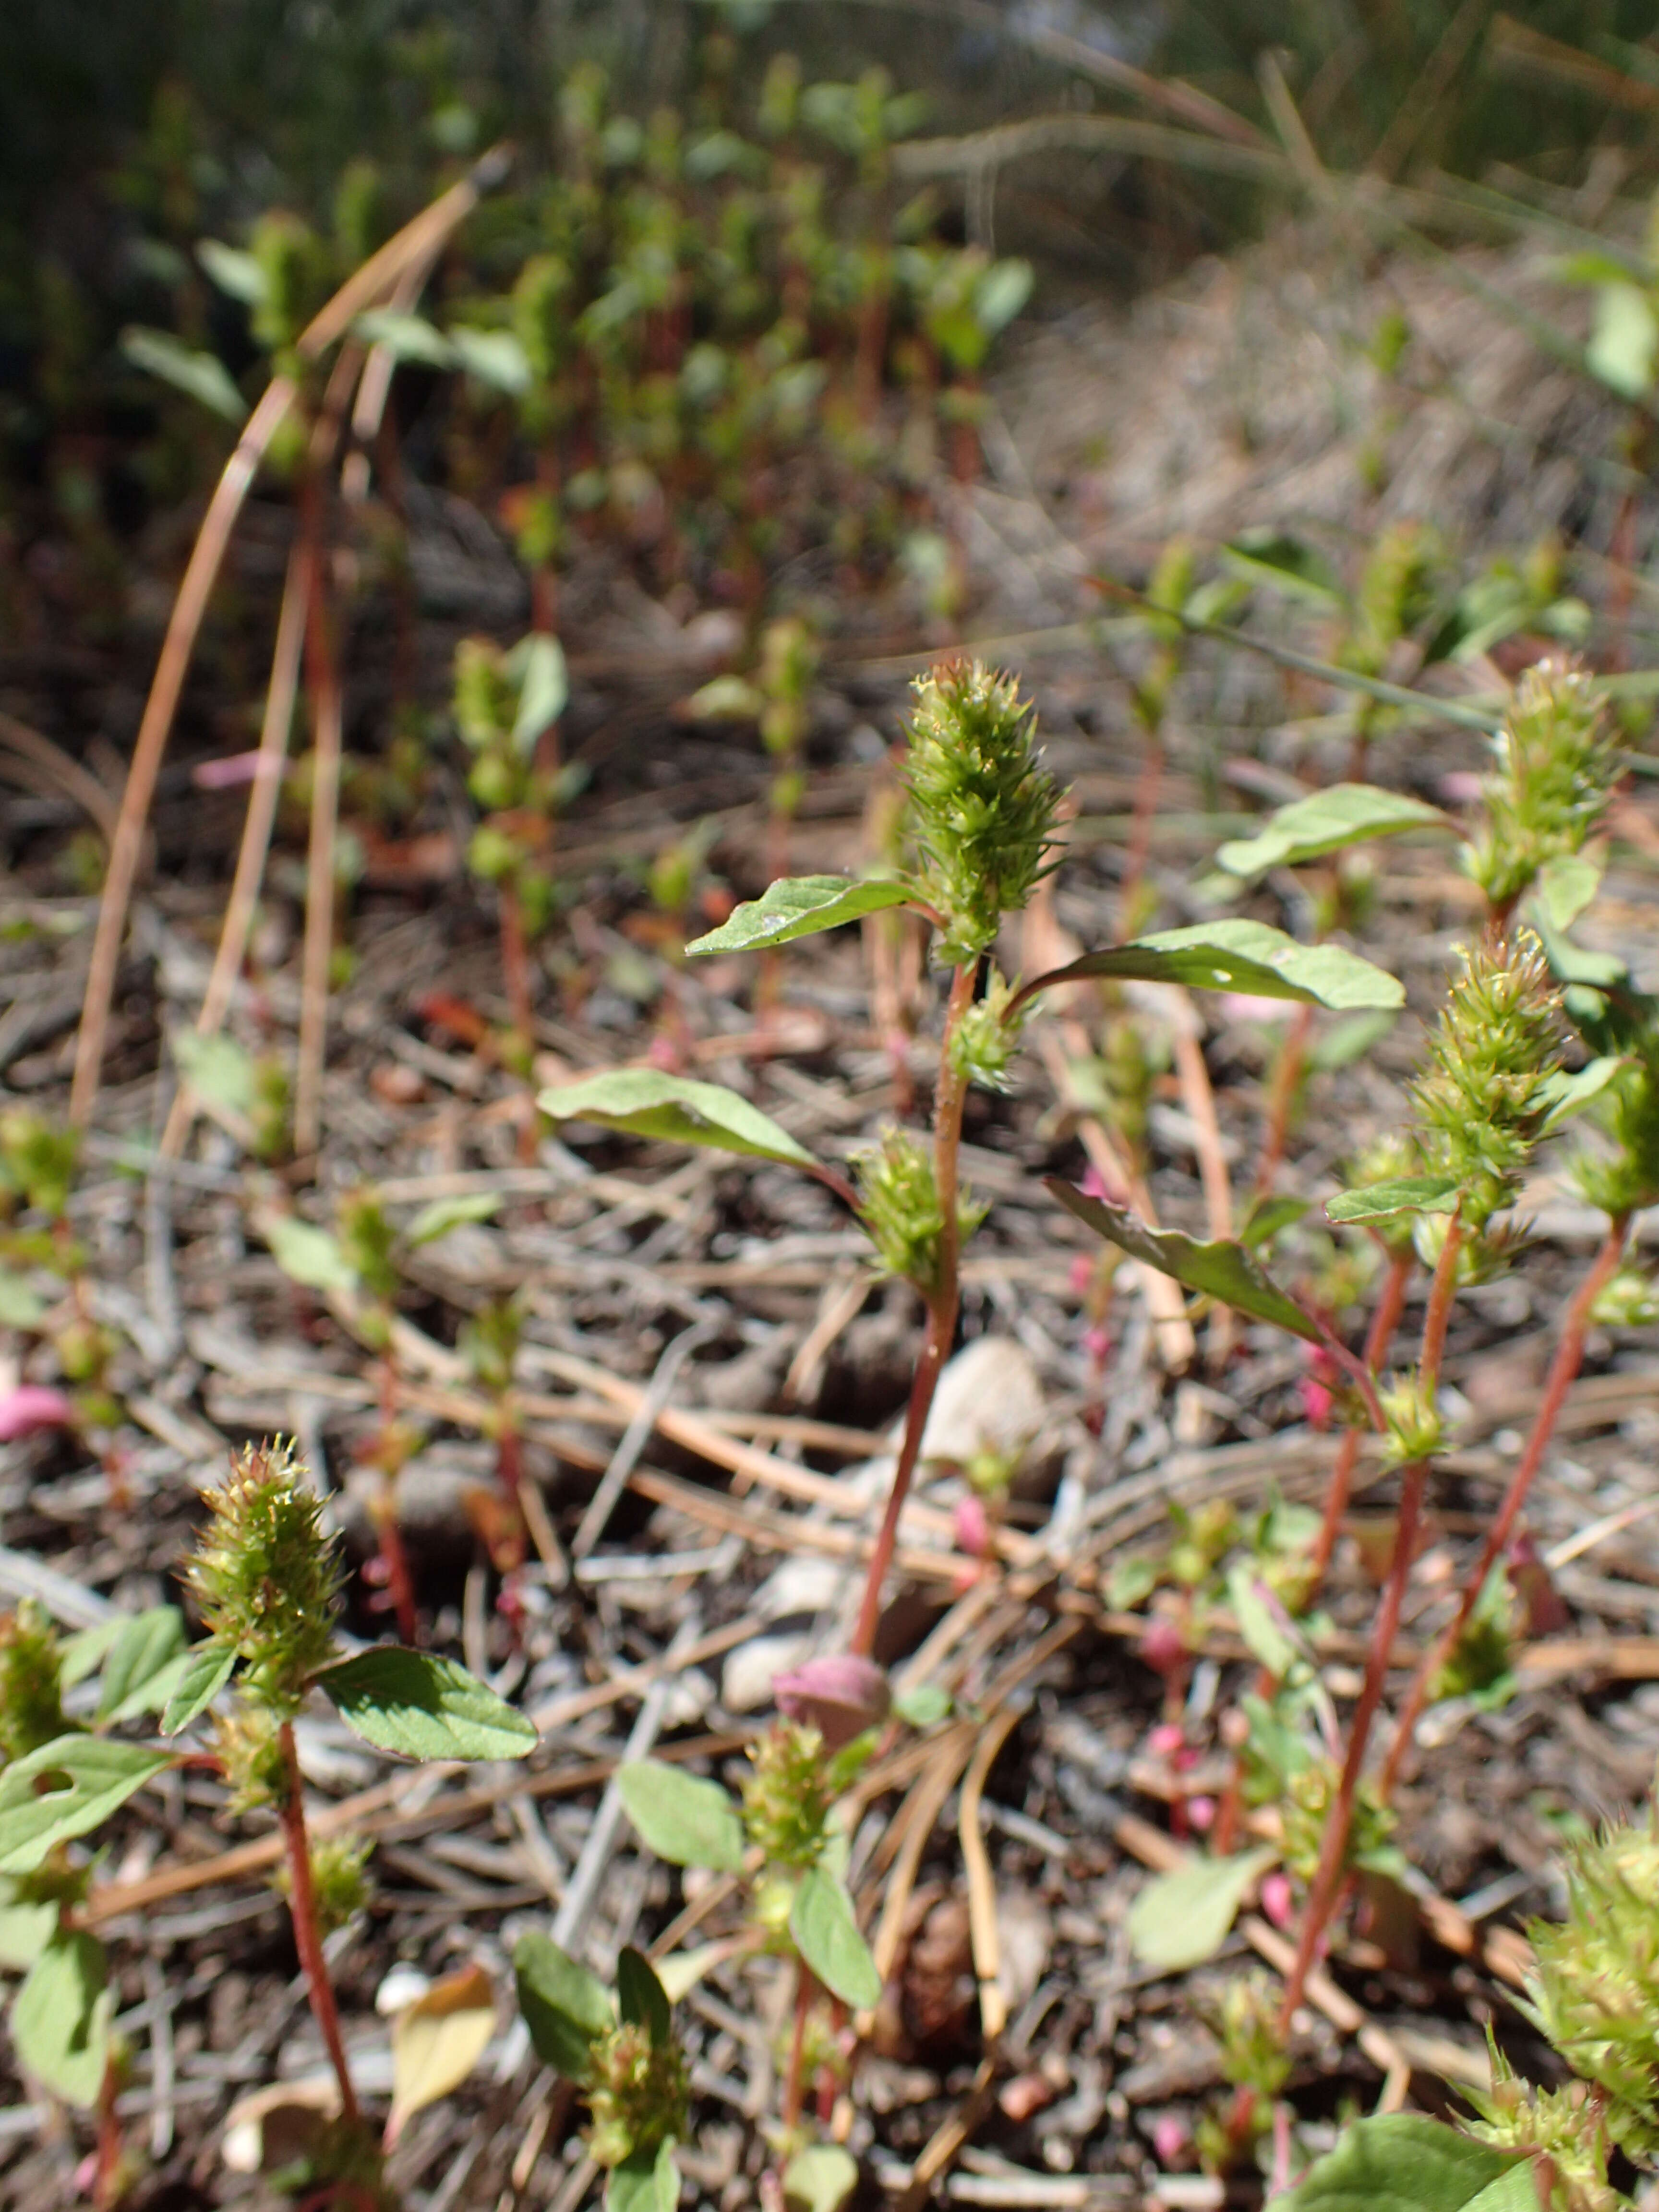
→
(505, 633, 568, 754)
(513, 1932, 614, 2079)
(616, 1947, 673, 2044)
(1325, 1176, 1461, 1226)
(685, 875, 915, 956)
(789, 1866, 882, 2009)
(1019, 921, 1402, 1013)
(404, 1193, 502, 1247)
(540, 1070, 816, 1170)
(605, 2139, 680, 2212)
(1046, 1179, 1324, 1345)
(95, 1606, 186, 1723)
(12, 1931, 110, 2107)
(264, 1215, 357, 1294)
(1127, 1844, 1279, 1973)
(783, 2145, 861, 2212)
(120, 327, 248, 423)
(617, 1760, 745, 1872)
(1277, 2113, 1536, 2212)
(317, 1648, 536, 1762)
(160, 1641, 237, 1736)
(1216, 783, 1453, 879)
(0, 1738, 175, 1876)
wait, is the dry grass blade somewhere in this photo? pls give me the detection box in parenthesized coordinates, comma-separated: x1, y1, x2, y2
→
(958, 1706, 1021, 2042)
(294, 490, 345, 1162)
(0, 711, 120, 846)
(69, 149, 508, 1127)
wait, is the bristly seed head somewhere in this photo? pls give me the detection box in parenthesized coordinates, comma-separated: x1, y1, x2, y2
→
(1466, 657, 1615, 912)
(187, 1441, 342, 1715)
(0, 1601, 66, 1767)
(854, 1128, 987, 1298)
(901, 661, 1062, 966)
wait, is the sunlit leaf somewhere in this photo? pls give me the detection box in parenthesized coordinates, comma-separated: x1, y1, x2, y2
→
(0, 1272, 46, 1330)
(685, 875, 914, 956)
(386, 1963, 497, 2145)
(1539, 1055, 1624, 1136)
(196, 239, 266, 306)
(317, 1648, 536, 1761)
(0, 1738, 174, 1875)
(654, 1944, 729, 2003)
(505, 633, 568, 753)
(120, 328, 247, 423)
(1127, 1844, 1278, 1972)
(169, 1029, 258, 1121)
(1276, 2114, 1535, 2212)
(789, 1866, 882, 2009)
(264, 1216, 356, 1294)
(1021, 921, 1402, 1012)
(1587, 281, 1659, 399)
(11, 1931, 110, 2106)
(355, 308, 455, 366)
(95, 1605, 186, 1723)
(1046, 1180, 1324, 1345)
(404, 1193, 502, 1247)
(1534, 852, 1601, 932)
(451, 327, 533, 395)
(783, 2145, 861, 2212)
(513, 1934, 613, 2078)
(1215, 783, 1452, 879)
(891, 1682, 951, 1729)
(617, 1761, 745, 1872)
(160, 1641, 237, 1735)
(541, 1070, 817, 1171)
(1325, 1176, 1461, 1225)
(1225, 1562, 1298, 1679)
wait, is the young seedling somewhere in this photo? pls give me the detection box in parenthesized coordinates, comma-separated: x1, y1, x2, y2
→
(161, 1441, 534, 2190)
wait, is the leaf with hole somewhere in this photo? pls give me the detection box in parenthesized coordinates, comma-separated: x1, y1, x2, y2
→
(96, 1605, 186, 1723)
(606, 2140, 680, 2212)
(264, 1215, 356, 1294)
(11, 1931, 110, 2106)
(1215, 783, 1452, 879)
(1325, 1176, 1461, 1226)
(0, 1738, 174, 1875)
(513, 1934, 614, 2078)
(1019, 921, 1402, 1013)
(1127, 1844, 1279, 1973)
(120, 327, 247, 423)
(789, 1867, 882, 2009)
(386, 1963, 497, 2145)
(615, 1947, 673, 2044)
(617, 1761, 745, 1872)
(318, 1648, 535, 1762)
(404, 1193, 502, 1247)
(541, 1070, 817, 1171)
(685, 875, 914, 956)
(1275, 2113, 1535, 2212)
(1047, 1181, 1324, 1345)
(160, 1641, 237, 1736)
(783, 2145, 861, 2212)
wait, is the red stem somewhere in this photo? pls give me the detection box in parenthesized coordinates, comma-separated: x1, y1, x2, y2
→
(781, 1963, 815, 2130)
(93, 2054, 122, 2210)
(850, 960, 976, 1659)
(1310, 1246, 1412, 1588)
(1382, 1213, 1630, 1800)
(499, 876, 534, 1047)
(1417, 1214, 1464, 1396)
(1276, 1454, 1427, 2034)
(278, 1719, 360, 2125)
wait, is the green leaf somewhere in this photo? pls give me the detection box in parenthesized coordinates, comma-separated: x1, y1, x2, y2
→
(1127, 1844, 1278, 1973)
(505, 633, 568, 754)
(451, 327, 534, 396)
(1534, 852, 1602, 931)
(1276, 2114, 1535, 2212)
(1225, 1562, 1298, 1679)
(616, 1947, 673, 2045)
(0, 1739, 174, 1875)
(95, 1606, 186, 1723)
(540, 1070, 817, 1171)
(170, 1029, 258, 1119)
(264, 1215, 357, 1294)
(1022, 921, 1402, 1012)
(789, 1867, 882, 2009)
(891, 1682, 951, 1729)
(654, 1943, 728, 2003)
(160, 1641, 237, 1735)
(1325, 1176, 1462, 1225)
(0, 1899, 58, 1972)
(120, 327, 247, 423)
(617, 1760, 745, 1873)
(58, 1619, 123, 1691)
(317, 1648, 536, 1762)
(606, 2139, 679, 2212)
(1046, 1180, 1324, 1345)
(1539, 1055, 1624, 1137)
(1215, 783, 1452, 879)
(12, 1931, 110, 2106)
(1238, 1193, 1308, 1250)
(783, 2144, 861, 2212)
(513, 1932, 614, 2078)
(685, 875, 914, 956)
(0, 1270, 47, 1329)
(1221, 529, 1345, 608)
(195, 238, 266, 306)
(404, 1193, 502, 1247)
(1587, 281, 1659, 399)
(355, 307, 456, 367)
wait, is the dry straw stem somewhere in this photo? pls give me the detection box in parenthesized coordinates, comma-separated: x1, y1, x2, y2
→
(69, 148, 509, 1127)
(0, 710, 120, 847)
